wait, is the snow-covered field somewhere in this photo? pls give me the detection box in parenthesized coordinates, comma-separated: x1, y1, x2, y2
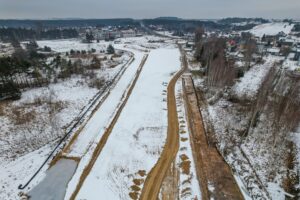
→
(70, 47, 180, 200)
(249, 22, 294, 37)
(0, 76, 103, 199)
(0, 35, 184, 200)
(0, 145, 52, 200)
(37, 39, 108, 53)
(0, 39, 130, 199)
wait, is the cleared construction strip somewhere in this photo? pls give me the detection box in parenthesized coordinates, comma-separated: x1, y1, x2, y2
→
(140, 47, 186, 200)
(182, 74, 244, 200)
(69, 54, 148, 200)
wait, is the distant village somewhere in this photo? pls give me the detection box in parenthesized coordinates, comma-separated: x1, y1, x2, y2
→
(80, 27, 144, 42)
(1, 19, 300, 82)
(171, 23, 300, 76)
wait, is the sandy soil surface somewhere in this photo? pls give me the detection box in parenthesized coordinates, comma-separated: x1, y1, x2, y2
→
(183, 74, 244, 200)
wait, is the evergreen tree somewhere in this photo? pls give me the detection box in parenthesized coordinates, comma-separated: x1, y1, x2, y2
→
(106, 44, 115, 54)
(85, 32, 94, 43)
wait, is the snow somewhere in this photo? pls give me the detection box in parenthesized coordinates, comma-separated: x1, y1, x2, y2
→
(20, 77, 98, 120)
(233, 175, 253, 200)
(267, 47, 280, 54)
(231, 56, 280, 101)
(0, 36, 178, 200)
(267, 182, 289, 200)
(0, 77, 100, 157)
(156, 31, 181, 39)
(283, 58, 300, 71)
(37, 39, 108, 53)
(249, 23, 294, 37)
(196, 81, 271, 199)
(0, 145, 52, 200)
(208, 182, 215, 192)
(0, 78, 99, 200)
(0, 42, 14, 56)
(291, 125, 300, 197)
(64, 51, 143, 157)
(0, 39, 131, 199)
(175, 79, 201, 199)
(71, 47, 180, 200)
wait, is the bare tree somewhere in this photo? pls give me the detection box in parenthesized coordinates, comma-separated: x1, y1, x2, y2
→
(195, 27, 205, 44)
(200, 37, 235, 87)
(243, 39, 257, 69)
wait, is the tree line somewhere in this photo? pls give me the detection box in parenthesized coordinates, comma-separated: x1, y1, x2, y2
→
(0, 28, 78, 42)
(194, 28, 258, 88)
(194, 28, 235, 87)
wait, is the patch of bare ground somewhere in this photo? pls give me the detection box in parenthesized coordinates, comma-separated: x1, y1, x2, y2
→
(129, 192, 139, 200)
(133, 178, 144, 185)
(183, 75, 244, 200)
(129, 170, 146, 200)
(0, 100, 7, 116)
(180, 154, 188, 161)
(138, 170, 146, 177)
(180, 137, 188, 142)
(179, 154, 191, 175)
(131, 185, 141, 192)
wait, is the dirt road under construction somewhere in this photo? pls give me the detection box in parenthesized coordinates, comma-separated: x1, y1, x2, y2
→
(140, 47, 187, 200)
(140, 47, 244, 200)
(183, 75, 243, 200)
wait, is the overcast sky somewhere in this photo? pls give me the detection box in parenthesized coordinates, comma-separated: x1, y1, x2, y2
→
(0, 0, 299, 19)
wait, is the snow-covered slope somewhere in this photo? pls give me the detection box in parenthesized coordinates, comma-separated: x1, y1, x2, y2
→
(231, 56, 282, 101)
(249, 23, 294, 37)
